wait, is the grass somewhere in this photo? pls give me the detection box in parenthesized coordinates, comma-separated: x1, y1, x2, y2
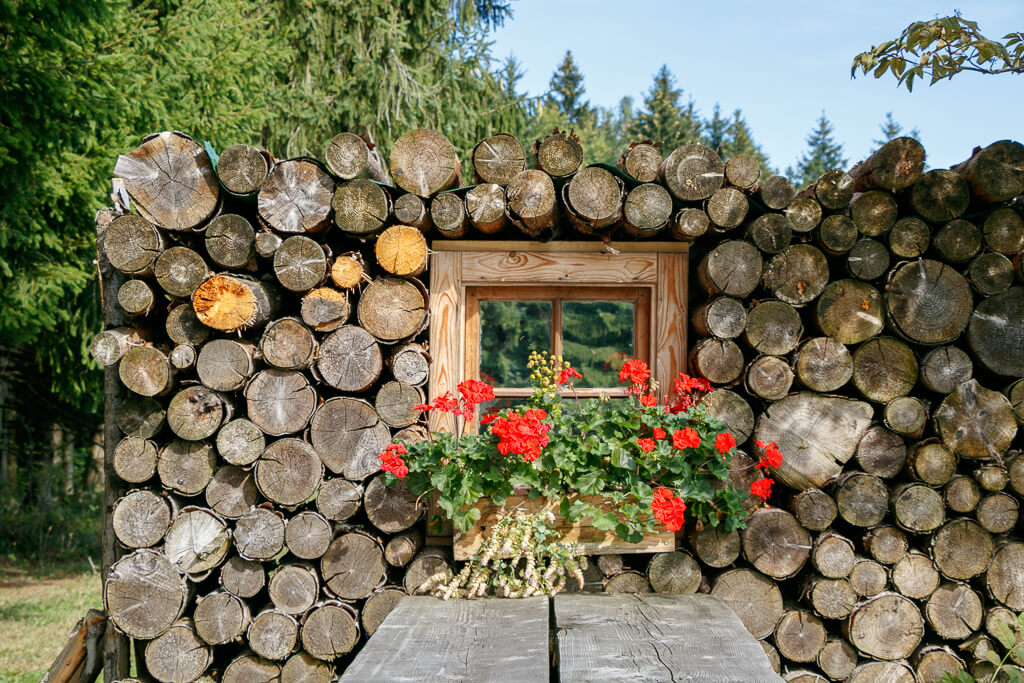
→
(0, 564, 102, 683)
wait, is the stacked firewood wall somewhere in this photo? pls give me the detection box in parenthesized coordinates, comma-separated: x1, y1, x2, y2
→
(93, 127, 1024, 682)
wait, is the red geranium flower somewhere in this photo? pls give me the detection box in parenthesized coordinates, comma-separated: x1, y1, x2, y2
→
(672, 427, 701, 450)
(458, 379, 494, 406)
(379, 443, 409, 479)
(491, 409, 551, 462)
(653, 428, 666, 440)
(639, 393, 657, 406)
(557, 367, 582, 385)
(637, 437, 656, 452)
(480, 413, 498, 425)
(750, 478, 774, 501)
(714, 432, 736, 455)
(618, 359, 650, 388)
(651, 487, 687, 532)
(755, 440, 783, 470)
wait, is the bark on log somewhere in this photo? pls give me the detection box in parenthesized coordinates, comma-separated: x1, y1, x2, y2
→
(975, 492, 1018, 534)
(793, 337, 853, 393)
(472, 133, 526, 186)
(112, 436, 158, 484)
(835, 472, 890, 529)
(700, 388, 755, 444)
(282, 652, 333, 683)
(234, 507, 286, 561)
(707, 187, 749, 230)
(945, 475, 982, 514)
(785, 197, 822, 234)
(891, 551, 940, 600)
(690, 526, 740, 568)
(205, 465, 257, 520)
(563, 166, 624, 234)
(745, 355, 793, 401)
(119, 345, 174, 397)
(983, 206, 1024, 254)
(925, 583, 983, 640)
(805, 576, 857, 620)
(932, 519, 993, 581)
(953, 139, 1024, 204)
(216, 418, 265, 467)
(935, 379, 1017, 460)
(193, 274, 278, 333)
(220, 557, 265, 599)
(907, 440, 957, 486)
(157, 439, 216, 496)
(724, 154, 760, 190)
(890, 483, 945, 533)
(244, 370, 317, 436)
(285, 511, 332, 560)
(690, 338, 744, 385)
(325, 133, 386, 183)
(692, 296, 747, 340)
(815, 279, 883, 345)
(741, 508, 810, 580)
(112, 490, 171, 548)
(301, 603, 360, 660)
(849, 136, 926, 192)
(362, 587, 407, 636)
(310, 397, 391, 480)
(660, 143, 724, 201)
(248, 609, 298, 661)
(789, 489, 838, 532)
(774, 609, 826, 663)
(274, 235, 327, 292)
(886, 259, 973, 345)
(744, 299, 802, 355)
(505, 170, 559, 237)
(268, 564, 320, 615)
(222, 653, 280, 683)
(888, 216, 931, 258)
(850, 190, 898, 237)
(357, 277, 427, 344)
(385, 532, 423, 568)
(364, 473, 422, 534)
(816, 638, 857, 681)
(322, 531, 386, 600)
(465, 183, 508, 235)
(884, 396, 928, 437)
(258, 160, 334, 234)
(851, 337, 918, 403)
(255, 438, 324, 507)
(429, 192, 469, 239)
(164, 507, 231, 575)
(848, 558, 887, 597)
(698, 240, 763, 297)
(757, 175, 796, 211)
(534, 129, 583, 179)
(217, 143, 271, 196)
(104, 548, 187, 639)
(817, 214, 858, 255)
(205, 214, 256, 269)
(845, 592, 924, 660)
(168, 385, 228, 441)
(144, 619, 212, 682)
(194, 591, 250, 645)
(315, 478, 363, 523)
(671, 207, 710, 241)
(710, 568, 783, 639)
(403, 547, 453, 595)
(862, 525, 907, 564)
(846, 238, 890, 281)
(115, 396, 165, 438)
(117, 279, 155, 316)
(619, 141, 662, 183)
(623, 183, 672, 237)
(811, 531, 855, 579)
(746, 213, 792, 254)
(646, 551, 701, 594)
(968, 252, 1014, 295)
(855, 425, 906, 479)
(968, 287, 1024, 377)
(375, 380, 424, 428)
(762, 244, 829, 306)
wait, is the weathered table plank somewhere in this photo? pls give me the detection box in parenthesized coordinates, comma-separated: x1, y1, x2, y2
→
(555, 593, 783, 682)
(339, 596, 550, 682)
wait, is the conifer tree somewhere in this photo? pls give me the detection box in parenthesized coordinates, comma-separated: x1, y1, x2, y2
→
(548, 51, 591, 124)
(874, 112, 920, 146)
(704, 104, 729, 151)
(629, 65, 701, 152)
(788, 111, 847, 187)
(721, 110, 772, 171)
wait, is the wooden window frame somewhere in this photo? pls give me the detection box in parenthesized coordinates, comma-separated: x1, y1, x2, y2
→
(428, 240, 689, 435)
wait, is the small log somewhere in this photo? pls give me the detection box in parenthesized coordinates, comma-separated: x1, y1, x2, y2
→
(166, 304, 209, 346)
(619, 141, 662, 183)
(285, 511, 332, 560)
(144, 619, 212, 682)
(671, 207, 710, 241)
(194, 591, 251, 645)
(724, 154, 760, 189)
(968, 252, 1014, 295)
(505, 170, 559, 237)
(465, 183, 508, 235)
(217, 143, 270, 196)
(430, 192, 469, 239)
(846, 661, 916, 682)
(817, 214, 858, 255)
(220, 556, 265, 599)
(862, 524, 907, 564)
(157, 439, 216, 496)
(357, 277, 427, 344)
(884, 396, 928, 437)
(782, 670, 825, 683)
(912, 645, 966, 683)
(244, 370, 317, 436)
(785, 197, 822, 234)
(325, 132, 386, 182)
(375, 225, 428, 278)
(234, 506, 286, 561)
(932, 519, 993, 580)
(987, 542, 1024, 611)
(855, 424, 906, 479)
(117, 279, 154, 317)
(974, 464, 1008, 492)
(622, 183, 672, 236)
(891, 551, 940, 600)
(205, 465, 257, 520)
(119, 345, 174, 397)
(774, 609, 825, 663)
(816, 638, 857, 681)
(976, 492, 1018, 534)
(933, 218, 981, 264)
(273, 235, 327, 292)
(806, 169, 854, 210)
(535, 128, 583, 179)
(851, 336, 917, 403)
(745, 213, 792, 254)
(385, 531, 423, 568)
(104, 548, 187, 639)
(310, 397, 391, 480)
(222, 653, 280, 683)
(926, 583, 983, 640)
(815, 279, 883, 345)
(983, 206, 1024, 254)
(692, 296, 747, 340)
(282, 652, 333, 683)
(248, 609, 299, 661)
(647, 551, 701, 594)
(258, 159, 334, 234)
(835, 472, 890, 529)
(789, 489, 837, 532)
(91, 327, 148, 367)
(269, 564, 320, 615)
(792, 337, 853, 393)
(845, 593, 924, 660)
(196, 339, 256, 392)
(888, 216, 931, 258)
(741, 508, 810, 580)
(891, 483, 945, 533)
(563, 166, 624, 234)
(850, 136, 926, 191)
(812, 531, 855, 579)
(689, 526, 740, 568)
(919, 347, 973, 394)
(192, 274, 278, 333)
(112, 436, 158, 484)
(745, 355, 793, 401)
(112, 490, 171, 548)
(169, 344, 196, 370)
(403, 547, 453, 594)
(756, 175, 796, 210)
(167, 385, 228, 441)
(760, 640, 781, 675)
(850, 190, 898, 237)
(698, 240, 763, 297)
(316, 325, 382, 392)
(935, 379, 1017, 459)
(375, 381, 424, 429)
(762, 244, 829, 306)
(1009, 449, 1024, 496)
(316, 478, 363, 522)
(909, 169, 970, 223)
(103, 215, 164, 275)
(301, 603, 360, 660)
(389, 129, 461, 196)
(115, 396, 165, 438)
(205, 214, 256, 269)
(388, 343, 430, 387)
(363, 587, 407, 636)
(472, 133, 526, 186)
(700, 388, 754, 444)
(392, 193, 433, 233)
(155, 246, 210, 299)
(846, 238, 890, 281)
(364, 473, 423, 534)
(660, 143, 723, 201)
(744, 299, 802, 356)
(706, 187, 749, 230)
(968, 287, 1024, 377)
(805, 576, 857, 620)
(322, 531, 386, 600)
(260, 317, 316, 370)
(300, 287, 350, 332)
(945, 475, 982, 514)
(907, 440, 957, 486)
(604, 570, 652, 593)
(255, 438, 324, 507)
(164, 507, 230, 575)
(710, 568, 783, 639)
(255, 230, 282, 259)
(848, 558, 887, 597)
(953, 139, 1024, 204)
(216, 418, 265, 467)
(690, 338, 744, 385)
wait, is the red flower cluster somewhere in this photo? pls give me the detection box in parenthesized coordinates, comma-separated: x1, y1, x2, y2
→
(667, 373, 713, 414)
(637, 437, 656, 452)
(672, 427, 700, 450)
(619, 359, 650, 394)
(639, 393, 657, 407)
(714, 432, 736, 455)
(750, 478, 774, 501)
(459, 379, 494, 406)
(755, 440, 783, 470)
(651, 487, 687, 532)
(653, 428, 666, 440)
(490, 408, 551, 462)
(379, 444, 408, 479)
(415, 380, 495, 420)
(557, 367, 582, 385)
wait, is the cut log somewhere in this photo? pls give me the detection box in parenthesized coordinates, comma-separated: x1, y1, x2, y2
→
(974, 464, 1008, 492)
(205, 465, 257, 519)
(932, 519, 994, 580)
(112, 436, 158, 484)
(505, 170, 559, 237)
(167, 385, 228, 441)
(710, 568, 783, 639)
(255, 438, 324, 507)
(220, 557, 265, 599)
(103, 215, 164, 275)
(811, 531, 856, 578)
(774, 609, 826, 663)
(698, 240, 763, 297)
(622, 183, 672, 237)
(807, 169, 854, 210)
(362, 587, 407, 636)
(919, 347, 973, 395)
(388, 343, 430, 387)
(273, 235, 327, 292)
(403, 547, 453, 595)
(690, 526, 740, 568)
(805, 576, 857, 620)
(934, 218, 981, 264)
(260, 317, 316, 370)
(316, 325, 382, 392)
(119, 345, 174, 397)
(300, 287, 350, 332)
(430, 192, 469, 239)
(925, 583, 983, 640)
(472, 133, 526, 186)
(157, 439, 216, 496)
(907, 440, 957, 486)
(883, 396, 927, 437)
(845, 592, 924, 660)
(888, 216, 931, 258)
(222, 653, 280, 683)
(816, 638, 857, 681)
(891, 483, 945, 533)
(301, 603, 360, 660)
(700, 388, 754, 444)
(846, 661, 916, 682)
(393, 193, 433, 233)
(754, 392, 873, 491)
(258, 159, 334, 234)
(357, 277, 427, 344)
(331, 252, 367, 290)
(269, 564, 320, 616)
(316, 478, 363, 522)
(534, 128, 583, 179)
(846, 238, 890, 281)
(740, 508, 810, 580)
(285, 511, 332, 560)
(282, 652, 333, 683)
(115, 396, 165, 438)
(194, 591, 250, 645)
(604, 570, 651, 593)
(968, 252, 1014, 295)
(744, 299, 802, 355)
(105, 548, 187, 639)
(851, 336, 918, 403)
(817, 214, 858, 255)
(835, 472, 890, 529)
(192, 274, 278, 333)
(646, 551, 701, 594)
(374, 226, 429, 280)
(91, 327, 147, 367)
(935, 379, 1017, 460)
(850, 136, 926, 192)
(1010, 451, 1024, 495)
(255, 230, 282, 259)
(913, 645, 966, 683)
(789, 489, 837, 532)
(196, 339, 256, 392)
(848, 558, 887, 597)
(112, 490, 171, 548)
(850, 190, 898, 237)
(322, 531, 386, 600)
(217, 143, 270, 196)
(385, 532, 423, 568)
(248, 609, 298, 661)
(216, 418, 265, 466)
(166, 304, 210, 346)
(364, 473, 423, 534)
(968, 287, 1024, 377)
(660, 143, 724, 201)
(619, 141, 662, 183)
(891, 551, 940, 600)
(234, 506, 286, 561)
(815, 279, 883, 345)
(325, 132, 386, 183)
(855, 425, 906, 478)
(756, 175, 796, 210)
(244, 370, 317, 436)
(375, 381, 424, 429)
(117, 279, 154, 316)
(909, 169, 970, 223)
(863, 525, 907, 564)
(707, 187, 749, 230)
(205, 214, 256, 269)
(745, 355, 793, 401)
(690, 338, 744, 385)
(310, 397, 391, 480)
(564, 166, 624, 234)
(762, 244, 829, 306)
(144, 619, 212, 682)
(986, 542, 1024, 611)
(983, 206, 1024, 254)
(945, 475, 982, 513)
(724, 154, 760, 189)
(976, 492, 1018, 534)
(671, 207, 710, 241)
(465, 183, 508, 235)
(953, 139, 1024, 204)
(785, 197, 822, 234)
(164, 507, 231, 575)
(745, 213, 792, 254)
(114, 131, 219, 231)
(793, 337, 853, 393)
(155, 246, 210, 299)
(169, 344, 196, 370)
(692, 296, 747, 340)
(761, 641, 781, 675)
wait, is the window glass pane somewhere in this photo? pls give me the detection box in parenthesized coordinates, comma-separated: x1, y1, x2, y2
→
(561, 300, 634, 388)
(479, 301, 552, 387)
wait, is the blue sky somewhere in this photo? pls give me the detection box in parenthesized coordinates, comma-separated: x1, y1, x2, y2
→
(489, 1, 1023, 172)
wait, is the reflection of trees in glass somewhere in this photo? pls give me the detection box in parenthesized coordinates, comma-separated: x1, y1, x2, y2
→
(479, 301, 551, 387)
(562, 301, 634, 388)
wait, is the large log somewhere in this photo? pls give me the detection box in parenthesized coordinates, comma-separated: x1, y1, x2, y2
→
(143, 619, 212, 683)
(163, 507, 231, 575)
(862, 525, 907, 564)
(804, 576, 856, 620)
(671, 207, 710, 241)
(967, 252, 1014, 295)
(285, 511, 332, 560)
(316, 478, 363, 523)
(697, 240, 763, 297)
(375, 381, 424, 428)
(322, 531, 386, 600)
(282, 652, 333, 683)
(953, 139, 1024, 204)
(710, 568, 784, 639)
(622, 183, 672, 237)
(815, 279, 883, 345)
(255, 438, 324, 507)
(845, 592, 924, 660)
(792, 337, 853, 393)
(362, 587, 407, 637)
(220, 556, 265, 599)
(692, 296, 747, 340)
(789, 489, 837, 532)
(744, 355, 793, 401)
(316, 325, 382, 392)
(646, 551, 701, 594)
(968, 287, 1024, 377)
(919, 347, 973, 395)
(357, 277, 427, 344)
(217, 143, 271, 196)
(385, 532, 423, 568)
(886, 259, 973, 345)
(850, 190, 898, 236)
(505, 170, 559, 237)
(851, 337, 918, 403)
(301, 603, 360, 660)
(325, 132, 386, 183)
(274, 235, 328, 292)
(925, 583, 983, 640)
(259, 159, 335, 234)
(986, 542, 1024, 611)
(945, 474, 982, 514)
(745, 213, 792, 254)
(472, 133, 526, 186)
(222, 653, 280, 683)
(364, 473, 422, 534)
(660, 143, 724, 201)
(762, 244, 829, 306)
(103, 215, 164, 275)
(785, 197, 822, 234)
(244, 370, 317, 436)
(700, 388, 755, 444)
(817, 214, 858, 255)
(756, 175, 796, 211)
(849, 136, 926, 192)
(248, 609, 299, 661)
(907, 440, 957, 486)
(376, 225, 428, 278)
(848, 558, 887, 598)
(563, 166, 624, 234)
(816, 638, 857, 681)
(774, 609, 825, 663)
(740, 508, 810, 580)
(835, 472, 889, 528)
(931, 519, 993, 581)
(534, 128, 583, 178)
(707, 187, 749, 230)
(104, 549, 187, 639)
(196, 339, 256, 392)
(933, 220, 981, 268)
(193, 274, 278, 333)
(935, 379, 1017, 460)
(118, 345, 174, 397)
(883, 396, 926, 439)
(115, 395, 165, 438)
(157, 439, 216, 496)
(690, 526, 740, 568)
(912, 646, 966, 683)
(619, 141, 662, 183)
(846, 238, 889, 281)
(205, 465, 257, 519)
(269, 564, 320, 616)
(690, 338, 744, 385)
(310, 397, 391, 480)
(112, 490, 171, 549)
(301, 287, 350, 332)
(909, 169, 970, 223)
(724, 154, 760, 189)
(205, 214, 256, 269)
(260, 317, 316, 370)
(804, 169, 854, 210)
(811, 531, 855, 579)
(975, 492, 1018, 534)
(465, 183, 508, 235)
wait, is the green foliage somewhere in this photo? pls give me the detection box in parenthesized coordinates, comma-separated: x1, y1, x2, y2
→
(874, 112, 920, 146)
(852, 14, 1024, 91)
(941, 609, 1024, 682)
(629, 65, 702, 154)
(548, 51, 592, 125)
(721, 109, 773, 173)
(787, 111, 847, 188)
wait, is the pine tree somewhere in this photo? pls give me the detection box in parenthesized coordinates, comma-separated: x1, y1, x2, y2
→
(629, 65, 701, 152)
(874, 112, 920, 146)
(788, 111, 847, 187)
(704, 104, 728, 151)
(548, 51, 591, 124)
(721, 110, 772, 172)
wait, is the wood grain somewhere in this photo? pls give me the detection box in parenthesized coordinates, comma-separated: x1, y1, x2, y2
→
(461, 251, 658, 284)
(428, 251, 462, 436)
